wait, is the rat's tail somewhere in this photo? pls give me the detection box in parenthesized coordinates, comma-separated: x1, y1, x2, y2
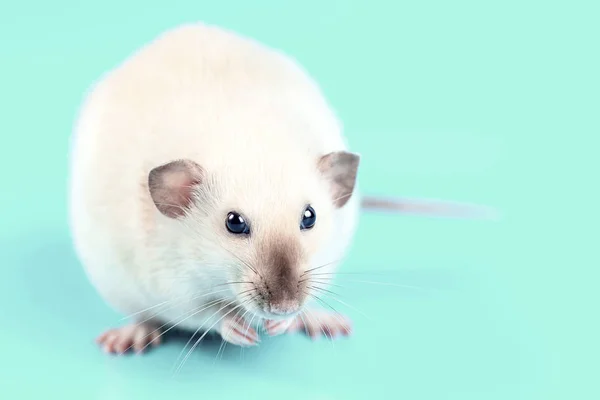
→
(360, 196, 498, 220)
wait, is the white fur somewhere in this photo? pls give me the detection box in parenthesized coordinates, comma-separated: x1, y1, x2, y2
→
(68, 23, 360, 335)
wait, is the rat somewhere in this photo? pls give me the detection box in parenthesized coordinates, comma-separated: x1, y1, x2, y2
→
(68, 23, 492, 354)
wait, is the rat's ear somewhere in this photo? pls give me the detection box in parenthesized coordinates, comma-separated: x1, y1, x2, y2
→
(317, 151, 360, 208)
(148, 159, 205, 218)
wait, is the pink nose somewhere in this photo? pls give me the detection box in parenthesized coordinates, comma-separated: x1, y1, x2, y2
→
(269, 300, 299, 316)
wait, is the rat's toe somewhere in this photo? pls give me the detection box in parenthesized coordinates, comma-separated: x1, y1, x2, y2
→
(115, 336, 133, 354)
(220, 317, 260, 347)
(96, 323, 163, 354)
(297, 309, 352, 340)
(264, 318, 294, 336)
(103, 333, 120, 353)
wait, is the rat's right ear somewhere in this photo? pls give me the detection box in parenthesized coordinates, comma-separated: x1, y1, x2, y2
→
(317, 151, 360, 208)
(148, 159, 205, 218)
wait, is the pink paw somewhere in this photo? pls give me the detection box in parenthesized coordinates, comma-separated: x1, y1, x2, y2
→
(264, 318, 295, 336)
(96, 323, 162, 354)
(219, 316, 260, 347)
(291, 309, 353, 339)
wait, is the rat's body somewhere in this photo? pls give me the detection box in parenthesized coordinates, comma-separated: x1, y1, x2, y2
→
(70, 23, 489, 354)
(70, 23, 362, 352)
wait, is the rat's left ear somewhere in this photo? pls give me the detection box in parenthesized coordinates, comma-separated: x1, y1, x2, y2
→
(317, 151, 360, 208)
(148, 159, 205, 218)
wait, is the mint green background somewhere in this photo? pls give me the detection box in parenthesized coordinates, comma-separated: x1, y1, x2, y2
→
(1, 1, 598, 399)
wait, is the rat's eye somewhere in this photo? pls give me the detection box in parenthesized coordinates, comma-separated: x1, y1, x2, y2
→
(300, 205, 316, 230)
(226, 212, 250, 234)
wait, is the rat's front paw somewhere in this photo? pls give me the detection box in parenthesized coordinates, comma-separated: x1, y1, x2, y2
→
(96, 322, 162, 354)
(264, 318, 295, 336)
(218, 316, 260, 347)
(293, 309, 353, 339)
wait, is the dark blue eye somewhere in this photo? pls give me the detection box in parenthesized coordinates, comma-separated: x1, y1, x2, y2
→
(300, 205, 316, 230)
(226, 212, 250, 234)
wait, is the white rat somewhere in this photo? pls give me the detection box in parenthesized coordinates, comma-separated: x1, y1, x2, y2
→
(68, 23, 487, 354)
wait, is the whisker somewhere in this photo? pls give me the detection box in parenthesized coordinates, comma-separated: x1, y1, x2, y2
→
(232, 254, 259, 276)
(125, 297, 223, 354)
(298, 312, 308, 330)
(215, 339, 227, 363)
(301, 259, 343, 277)
(298, 312, 311, 339)
(132, 287, 255, 336)
(304, 290, 344, 321)
(131, 288, 255, 354)
(214, 306, 245, 365)
(302, 307, 326, 342)
(213, 281, 253, 287)
(307, 271, 396, 276)
(179, 217, 260, 276)
(174, 295, 258, 374)
(217, 305, 252, 364)
(300, 278, 345, 289)
(300, 279, 345, 289)
(173, 297, 243, 371)
(216, 244, 260, 276)
(240, 312, 259, 361)
(307, 288, 371, 321)
(307, 285, 341, 298)
(121, 287, 232, 321)
(303, 307, 333, 345)
(122, 300, 173, 321)
(310, 277, 440, 293)
(304, 291, 350, 337)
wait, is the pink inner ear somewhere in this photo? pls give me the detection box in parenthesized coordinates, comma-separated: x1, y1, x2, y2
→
(317, 151, 360, 208)
(148, 159, 204, 218)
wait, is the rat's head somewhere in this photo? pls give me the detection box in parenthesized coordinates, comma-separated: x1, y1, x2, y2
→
(148, 151, 359, 319)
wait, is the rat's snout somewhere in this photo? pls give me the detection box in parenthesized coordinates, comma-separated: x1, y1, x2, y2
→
(255, 237, 307, 317)
(261, 265, 304, 317)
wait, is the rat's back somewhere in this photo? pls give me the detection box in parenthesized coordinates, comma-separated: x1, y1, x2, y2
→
(68, 23, 354, 314)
